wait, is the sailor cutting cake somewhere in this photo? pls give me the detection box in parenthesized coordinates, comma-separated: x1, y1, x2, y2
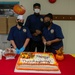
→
(7, 15, 32, 54)
(42, 13, 64, 54)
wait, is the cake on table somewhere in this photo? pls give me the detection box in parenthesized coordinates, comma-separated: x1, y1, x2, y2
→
(15, 52, 61, 74)
(3, 48, 16, 60)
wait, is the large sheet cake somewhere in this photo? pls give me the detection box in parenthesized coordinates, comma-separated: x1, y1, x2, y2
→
(14, 52, 61, 74)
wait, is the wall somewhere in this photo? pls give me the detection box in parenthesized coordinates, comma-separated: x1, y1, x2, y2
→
(0, 0, 75, 53)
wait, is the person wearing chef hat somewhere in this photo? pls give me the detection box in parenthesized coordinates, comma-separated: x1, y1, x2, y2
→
(7, 15, 32, 54)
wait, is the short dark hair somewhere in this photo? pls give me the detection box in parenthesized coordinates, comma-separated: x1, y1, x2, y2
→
(33, 3, 41, 8)
(44, 13, 53, 19)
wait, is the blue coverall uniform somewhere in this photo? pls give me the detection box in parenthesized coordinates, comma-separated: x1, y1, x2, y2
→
(7, 25, 32, 51)
(42, 23, 64, 53)
(25, 14, 44, 52)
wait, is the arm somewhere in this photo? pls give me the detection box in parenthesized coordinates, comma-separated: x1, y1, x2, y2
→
(7, 27, 20, 54)
(35, 30, 42, 35)
(34, 17, 44, 36)
(32, 30, 42, 36)
(19, 38, 30, 53)
(23, 38, 30, 48)
(46, 38, 62, 46)
(51, 38, 62, 43)
(7, 27, 17, 49)
(25, 16, 36, 34)
(47, 25, 64, 46)
(25, 16, 30, 27)
(10, 40, 17, 49)
(22, 27, 31, 48)
(10, 40, 20, 54)
(42, 36, 46, 45)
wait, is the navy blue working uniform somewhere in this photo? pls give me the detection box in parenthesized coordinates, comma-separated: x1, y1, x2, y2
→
(7, 25, 32, 50)
(25, 14, 44, 52)
(42, 23, 64, 53)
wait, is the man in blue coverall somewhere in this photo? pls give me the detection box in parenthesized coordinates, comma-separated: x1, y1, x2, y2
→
(25, 3, 44, 52)
(7, 15, 32, 54)
(42, 13, 64, 54)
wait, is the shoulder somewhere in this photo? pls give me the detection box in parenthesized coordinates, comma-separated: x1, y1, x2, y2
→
(40, 15, 44, 18)
(10, 25, 16, 30)
(52, 23, 61, 29)
(8, 25, 17, 33)
(27, 14, 34, 18)
(26, 14, 35, 21)
(23, 26, 29, 31)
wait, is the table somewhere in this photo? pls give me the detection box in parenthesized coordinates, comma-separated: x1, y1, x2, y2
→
(70, 54, 75, 57)
(0, 54, 75, 75)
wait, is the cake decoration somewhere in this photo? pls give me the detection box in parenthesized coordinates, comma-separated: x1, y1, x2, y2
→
(15, 52, 60, 72)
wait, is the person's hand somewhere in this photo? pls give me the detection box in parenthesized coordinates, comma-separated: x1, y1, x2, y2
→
(16, 48, 19, 54)
(44, 42, 46, 45)
(19, 47, 25, 54)
(42, 38, 46, 45)
(46, 41, 52, 46)
(43, 40, 46, 45)
(32, 32, 38, 36)
(36, 30, 42, 35)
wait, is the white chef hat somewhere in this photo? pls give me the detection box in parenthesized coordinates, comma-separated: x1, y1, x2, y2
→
(17, 15, 24, 20)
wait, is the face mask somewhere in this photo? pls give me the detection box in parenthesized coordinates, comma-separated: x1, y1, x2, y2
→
(44, 21, 51, 27)
(34, 9, 40, 13)
(18, 22, 24, 27)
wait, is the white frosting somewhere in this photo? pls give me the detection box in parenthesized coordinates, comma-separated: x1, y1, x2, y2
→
(20, 53, 55, 64)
